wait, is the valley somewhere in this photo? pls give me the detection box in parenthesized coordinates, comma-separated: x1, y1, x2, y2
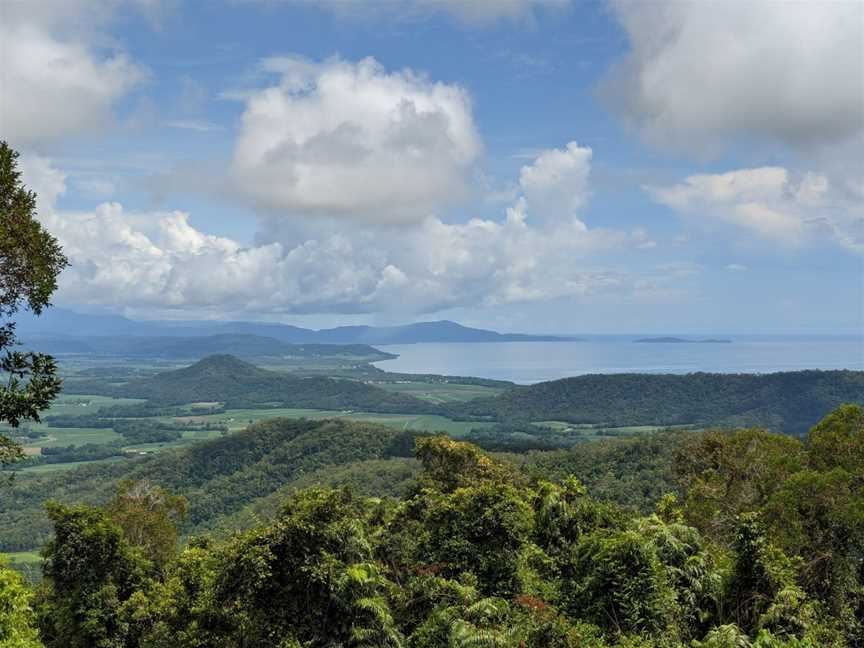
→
(2, 348, 861, 559)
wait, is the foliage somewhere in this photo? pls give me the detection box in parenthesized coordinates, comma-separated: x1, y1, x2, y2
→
(0, 141, 67, 461)
(62, 354, 436, 414)
(0, 418, 419, 551)
(0, 556, 43, 648)
(3, 405, 863, 647)
(450, 370, 864, 433)
(107, 481, 187, 571)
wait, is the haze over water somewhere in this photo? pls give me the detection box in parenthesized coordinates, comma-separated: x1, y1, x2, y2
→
(374, 336, 864, 384)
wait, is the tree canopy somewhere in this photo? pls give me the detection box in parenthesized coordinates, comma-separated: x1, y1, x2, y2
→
(0, 141, 67, 448)
(9, 405, 863, 647)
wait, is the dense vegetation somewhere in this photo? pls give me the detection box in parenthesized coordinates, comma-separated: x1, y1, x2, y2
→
(64, 354, 435, 412)
(0, 418, 419, 551)
(0, 141, 67, 467)
(0, 416, 689, 553)
(58, 355, 864, 436)
(2, 404, 862, 647)
(451, 370, 864, 433)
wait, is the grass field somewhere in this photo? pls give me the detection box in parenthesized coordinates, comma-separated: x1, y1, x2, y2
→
(3, 551, 42, 565)
(40, 394, 146, 417)
(374, 381, 504, 403)
(176, 407, 495, 436)
(17, 457, 127, 474)
(535, 420, 698, 437)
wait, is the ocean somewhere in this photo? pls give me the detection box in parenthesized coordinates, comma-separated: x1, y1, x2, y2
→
(372, 335, 864, 384)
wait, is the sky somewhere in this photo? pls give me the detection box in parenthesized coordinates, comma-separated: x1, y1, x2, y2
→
(1, 0, 862, 334)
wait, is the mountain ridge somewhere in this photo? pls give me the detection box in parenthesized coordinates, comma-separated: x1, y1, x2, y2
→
(16, 309, 568, 344)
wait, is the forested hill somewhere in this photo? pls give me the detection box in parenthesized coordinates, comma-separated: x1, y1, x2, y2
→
(64, 354, 432, 412)
(0, 418, 420, 551)
(26, 333, 396, 361)
(451, 369, 864, 433)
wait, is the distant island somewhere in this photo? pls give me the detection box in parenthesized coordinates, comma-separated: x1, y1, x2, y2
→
(634, 337, 732, 344)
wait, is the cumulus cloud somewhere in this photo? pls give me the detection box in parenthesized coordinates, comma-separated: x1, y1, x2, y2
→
(601, 0, 864, 152)
(519, 141, 592, 221)
(646, 167, 864, 253)
(229, 57, 482, 223)
(0, 0, 146, 146)
(24, 144, 671, 316)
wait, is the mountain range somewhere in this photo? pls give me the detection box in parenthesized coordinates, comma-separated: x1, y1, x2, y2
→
(16, 309, 567, 344)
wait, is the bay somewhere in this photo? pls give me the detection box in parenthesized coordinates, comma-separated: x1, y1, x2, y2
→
(373, 335, 864, 384)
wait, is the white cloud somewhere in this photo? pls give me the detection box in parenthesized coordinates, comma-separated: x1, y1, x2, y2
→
(519, 141, 592, 221)
(602, 0, 864, 152)
(24, 146, 673, 316)
(0, 1, 146, 146)
(647, 167, 864, 253)
(725, 264, 748, 272)
(230, 56, 482, 223)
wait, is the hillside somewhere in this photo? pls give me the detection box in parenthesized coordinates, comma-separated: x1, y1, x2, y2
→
(451, 369, 864, 433)
(0, 418, 418, 551)
(25, 333, 396, 360)
(0, 416, 686, 552)
(64, 354, 433, 412)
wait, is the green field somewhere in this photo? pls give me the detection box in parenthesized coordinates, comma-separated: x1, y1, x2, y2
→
(17, 457, 127, 474)
(174, 407, 495, 436)
(3, 551, 41, 565)
(40, 394, 146, 416)
(535, 420, 698, 438)
(375, 381, 504, 403)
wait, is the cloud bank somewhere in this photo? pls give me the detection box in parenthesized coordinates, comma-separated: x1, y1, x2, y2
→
(230, 57, 482, 223)
(602, 0, 864, 153)
(24, 143, 672, 316)
(0, 0, 146, 147)
(647, 167, 864, 253)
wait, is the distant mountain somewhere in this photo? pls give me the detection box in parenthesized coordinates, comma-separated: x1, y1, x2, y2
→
(449, 370, 864, 434)
(25, 333, 395, 361)
(15, 309, 568, 344)
(64, 354, 433, 413)
(634, 337, 732, 344)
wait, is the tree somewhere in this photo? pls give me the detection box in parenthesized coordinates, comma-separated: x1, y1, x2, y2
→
(37, 502, 149, 648)
(107, 480, 188, 573)
(808, 403, 864, 477)
(0, 556, 43, 648)
(0, 142, 68, 458)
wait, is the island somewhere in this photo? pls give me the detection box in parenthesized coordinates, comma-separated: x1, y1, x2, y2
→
(634, 337, 732, 343)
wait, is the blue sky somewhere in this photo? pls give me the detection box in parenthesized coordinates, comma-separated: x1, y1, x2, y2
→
(1, 0, 862, 334)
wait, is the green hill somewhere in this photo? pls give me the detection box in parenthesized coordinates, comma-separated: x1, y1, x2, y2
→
(451, 370, 864, 433)
(0, 417, 418, 551)
(64, 354, 434, 412)
(0, 414, 688, 553)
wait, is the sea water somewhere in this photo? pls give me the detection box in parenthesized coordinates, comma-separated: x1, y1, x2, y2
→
(372, 335, 864, 384)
